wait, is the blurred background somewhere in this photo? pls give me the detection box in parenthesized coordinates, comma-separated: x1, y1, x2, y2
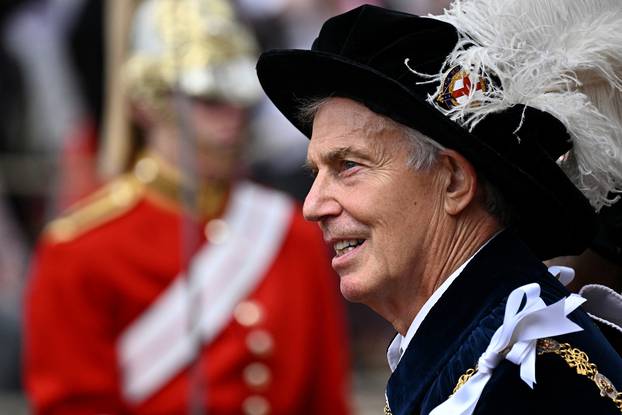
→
(0, 0, 450, 413)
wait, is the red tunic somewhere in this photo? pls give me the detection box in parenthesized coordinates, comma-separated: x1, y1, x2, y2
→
(24, 176, 350, 415)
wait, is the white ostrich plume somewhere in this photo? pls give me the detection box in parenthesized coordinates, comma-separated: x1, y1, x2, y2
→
(424, 0, 622, 210)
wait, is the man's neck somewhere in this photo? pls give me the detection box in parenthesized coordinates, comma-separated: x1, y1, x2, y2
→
(391, 213, 502, 335)
(134, 149, 231, 219)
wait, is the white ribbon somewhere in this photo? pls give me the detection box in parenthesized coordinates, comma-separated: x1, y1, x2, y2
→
(547, 265, 575, 287)
(429, 283, 586, 415)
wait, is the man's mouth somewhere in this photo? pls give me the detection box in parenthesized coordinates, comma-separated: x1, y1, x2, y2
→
(333, 239, 365, 257)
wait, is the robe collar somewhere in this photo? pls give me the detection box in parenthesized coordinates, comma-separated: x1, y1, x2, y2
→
(386, 230, 553, 415)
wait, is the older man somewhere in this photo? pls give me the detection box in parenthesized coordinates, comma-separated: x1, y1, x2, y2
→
(257, 0, 622, 414)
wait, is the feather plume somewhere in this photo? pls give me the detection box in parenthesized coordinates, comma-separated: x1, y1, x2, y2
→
(423, 0, 622, 210)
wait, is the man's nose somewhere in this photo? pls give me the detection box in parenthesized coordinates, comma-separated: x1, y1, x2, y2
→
(303, 173, 341, 222)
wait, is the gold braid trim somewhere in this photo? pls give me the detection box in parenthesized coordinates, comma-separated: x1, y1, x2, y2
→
(384, 395, 393, 415)
(451, 338, 622, 412)
(453, 367, 478, 394)
(537, 338, 622, 412)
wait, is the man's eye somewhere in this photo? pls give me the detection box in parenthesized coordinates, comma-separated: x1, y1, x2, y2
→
(341, 160, 359, 171)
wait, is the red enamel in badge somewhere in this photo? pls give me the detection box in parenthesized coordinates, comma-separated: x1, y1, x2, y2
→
(436, 66, 488, 110)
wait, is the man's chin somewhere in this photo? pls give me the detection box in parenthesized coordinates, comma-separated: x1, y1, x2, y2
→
(195, 158, 239, 182)
(339, 275, 370, 303)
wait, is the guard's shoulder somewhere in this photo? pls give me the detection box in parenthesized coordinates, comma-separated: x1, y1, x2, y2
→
(44, 174, 144, 243)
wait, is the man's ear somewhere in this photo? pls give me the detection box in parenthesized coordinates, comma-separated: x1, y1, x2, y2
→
(438, 149, 478, 216)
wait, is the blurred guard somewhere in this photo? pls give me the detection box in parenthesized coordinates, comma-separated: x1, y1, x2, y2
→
(23, 0, 350, 413)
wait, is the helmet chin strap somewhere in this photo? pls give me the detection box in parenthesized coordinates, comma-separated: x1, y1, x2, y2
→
(173, 81, 209, 414)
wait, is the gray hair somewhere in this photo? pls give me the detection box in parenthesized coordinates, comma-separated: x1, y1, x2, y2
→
(297, 97, 443, 171)
(297, 97, 515, 227)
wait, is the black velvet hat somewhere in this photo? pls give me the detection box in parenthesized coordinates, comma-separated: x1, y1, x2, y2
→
(256, 5, 598, 260)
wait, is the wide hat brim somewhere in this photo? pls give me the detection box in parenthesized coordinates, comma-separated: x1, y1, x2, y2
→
(257, 19, 596, 259)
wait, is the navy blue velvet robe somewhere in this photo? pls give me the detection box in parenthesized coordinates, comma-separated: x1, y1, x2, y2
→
(386, 231, 622, 415)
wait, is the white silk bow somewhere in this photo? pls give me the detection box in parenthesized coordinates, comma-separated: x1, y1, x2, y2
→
(429, 283, 586, 415)
(547, 265, 575, 286)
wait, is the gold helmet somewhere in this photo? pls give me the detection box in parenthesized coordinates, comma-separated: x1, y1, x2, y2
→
(100, 0, 261, 178)
(125, 0, 261, 106)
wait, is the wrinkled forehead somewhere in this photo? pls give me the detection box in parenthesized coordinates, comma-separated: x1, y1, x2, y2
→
(307, 97, 412, 164)
(312, 97, 411, 140)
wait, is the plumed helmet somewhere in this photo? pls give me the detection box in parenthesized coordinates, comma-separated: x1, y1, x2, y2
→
(124, 0, 261, 107)
(100, 0, 261, 177)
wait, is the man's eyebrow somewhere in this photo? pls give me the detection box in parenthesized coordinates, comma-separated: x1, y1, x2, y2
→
(302, 158, 317, 173)
(304, 146, 371, 173)
(324, 146, 370, 163)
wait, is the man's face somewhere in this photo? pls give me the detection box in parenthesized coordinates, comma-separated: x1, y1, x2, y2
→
(304, 97, 445, 309)
(147, 97, 249, 181)
(188, 98, 249, 181)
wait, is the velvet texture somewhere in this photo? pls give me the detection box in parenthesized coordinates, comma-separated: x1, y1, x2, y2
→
(385, 230, 622, 415)
(256, 5, 597, 259)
